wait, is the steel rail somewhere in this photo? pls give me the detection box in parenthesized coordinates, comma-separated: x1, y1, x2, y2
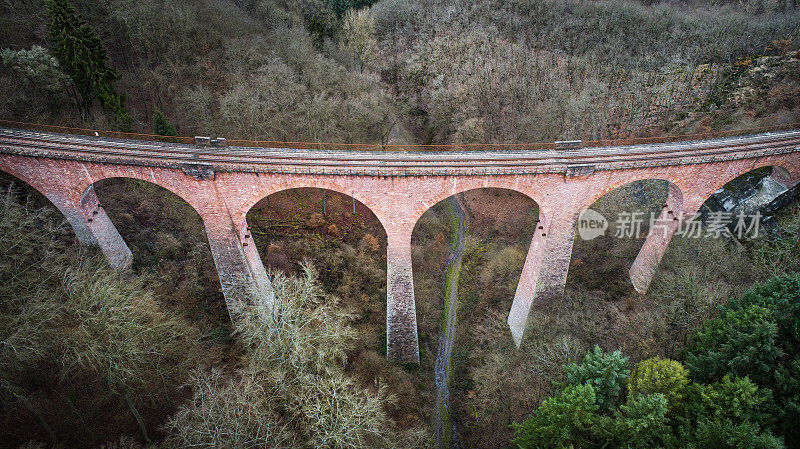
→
(6, 134, 799, 166)
(3, 137, 798, 176)
(1, 127, 799, 175)
(4, 118, 800, 151)
(4, 126, 800, 159)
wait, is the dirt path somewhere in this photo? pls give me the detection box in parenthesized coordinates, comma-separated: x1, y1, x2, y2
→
(435, 195, 466, 449)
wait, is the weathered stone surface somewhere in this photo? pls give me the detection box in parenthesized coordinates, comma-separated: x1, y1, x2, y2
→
(386, 231, 418, 364)
(1, 127, 799, 362)
(565, 164, 595, 179)
(508, 207, 580, 346)
(80, 185, 133, 269)
(202, 208, 272, 321)
(180, 163, 215, 180)
(629, 182, 686, 294)
(773, 165, 800, 189)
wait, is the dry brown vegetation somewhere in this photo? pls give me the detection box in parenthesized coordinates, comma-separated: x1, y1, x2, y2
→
(1, 146, 798, 449)
(93, 179, 229, 340)
(244, 189, 432, 429)
(0, 174, 201, 447)
(2, 0, 800, 143)
(440, 179, 799, 448)
(0, 174, 435, 447)
(2, 0, 800, 447)
(162, 265, 428, 449)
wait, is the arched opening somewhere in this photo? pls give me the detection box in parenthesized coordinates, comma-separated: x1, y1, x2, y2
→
(545, 166, 800, 373)
(701, 166, 800, 276)
(702, 166, 793, 224)
(411, 188, 540, 357)
(245, 187, 386, 286)
(410, 187, 538, 449)
(0, 169, 78, 246)
(568, 179, 673, 295)
(560, 179, 721, 359)
(241, 187, 432, 417)
(91, 178, 226, 324)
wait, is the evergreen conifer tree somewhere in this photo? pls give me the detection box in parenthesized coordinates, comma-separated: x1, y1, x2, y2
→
(44, 0, 130, 127)
(153, 108, 178, 137)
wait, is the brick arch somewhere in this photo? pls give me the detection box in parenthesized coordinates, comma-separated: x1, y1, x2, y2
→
(700, 159, 798, 203)
(80, 168, 205, 214)
(407, 177, 546, 228)
(79, 174, 231, 287)
(577, 175, 687, 215)
(660, 158, 798, 214)
(411, 185, 542, 232)
(773, 166, 792, 183)
(772, 152, 800, 180)
(568, 177, 687, 297)
(0, 157, 52, 200)
(0, 157, 101, 244)
(409, 186, 541, 323)
(236, 179, 389, 236)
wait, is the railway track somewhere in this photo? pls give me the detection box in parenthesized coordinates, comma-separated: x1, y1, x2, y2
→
(1, 127, 799, 176)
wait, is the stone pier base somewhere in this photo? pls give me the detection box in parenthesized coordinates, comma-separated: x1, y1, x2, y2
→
(629, 183, 683, 294)
(386, 237, 419, 364)
(508, 210, 578, 347)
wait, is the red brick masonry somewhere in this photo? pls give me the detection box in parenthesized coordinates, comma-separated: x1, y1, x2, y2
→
(1, 127, 798, 363)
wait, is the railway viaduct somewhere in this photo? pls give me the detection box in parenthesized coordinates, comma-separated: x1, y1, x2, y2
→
(1, 125, 799, 364)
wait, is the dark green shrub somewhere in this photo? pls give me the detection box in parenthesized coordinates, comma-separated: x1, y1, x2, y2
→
(610, 393, 671, 449)
(684, 274, 800, 444)
(514, 345, 787, 449)
(329, 0, 378, 18)
(726, 274, 800, 351)
(686, 304, 781, 383)
(153, 107, 178, 137)
(511, 383, 600, 449)
(44, 0, 130, 127)
(690, 419, 783, 449)
(679, 375, 781, 449)
(565, 345, 630, 411)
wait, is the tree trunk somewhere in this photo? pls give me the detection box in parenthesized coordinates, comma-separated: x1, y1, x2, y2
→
(124, 391, 150, 444)
(22, 399, 57, 445)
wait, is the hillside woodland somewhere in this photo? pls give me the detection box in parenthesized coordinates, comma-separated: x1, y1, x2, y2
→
(2, 0, 800, 141)
(1, 0, 800, 447)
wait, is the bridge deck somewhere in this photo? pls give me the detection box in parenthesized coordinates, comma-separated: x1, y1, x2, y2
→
(1, 126, 799, 176)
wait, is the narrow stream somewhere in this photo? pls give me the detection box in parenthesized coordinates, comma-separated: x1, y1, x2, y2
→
(435, 195, 466, 449)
